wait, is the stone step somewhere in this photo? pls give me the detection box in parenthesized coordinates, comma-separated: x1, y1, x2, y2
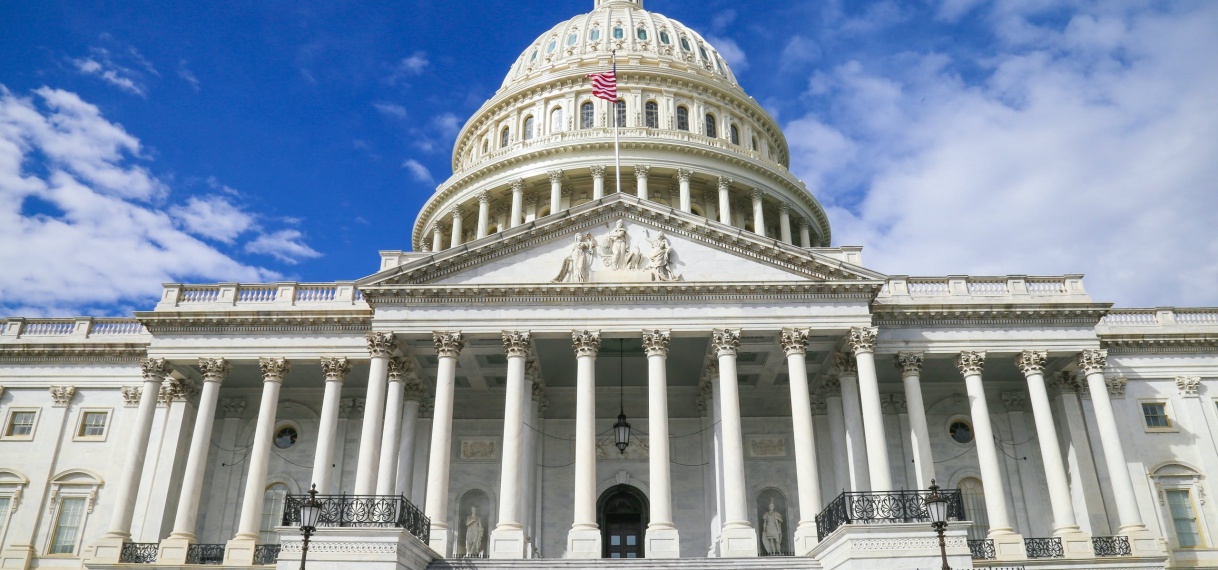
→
(427, 557, 820, 570)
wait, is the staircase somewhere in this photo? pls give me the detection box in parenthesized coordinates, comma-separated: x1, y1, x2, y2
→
(427, 557, 820, 570)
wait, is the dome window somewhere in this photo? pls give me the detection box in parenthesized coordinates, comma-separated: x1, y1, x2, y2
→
(730, 124, 740, 145)
(614, 100, 626, 128)
(659, 30, 671, 44)
(704, 114, 717, 138)
(636, 28, 648, 41)
(590, 28, 601, 41)
(644, 101, 658, 129)
(750, 136, 758, 151)
(613, 27, 624, 40)
(529, 49, 538, 63)
(501, 127, 510, 148)
(523, 116, 535, 141)
(699, 46, 710, 60)
(715, 55, 724, 73)
(551, 107, 564, 132)
(580, 101, 594, 129)
(680, 36, 691, 51)
(482, 139, 489, 154)
(676, 106, 689, 131)
(567, 32, 579, 46)
(546, 40, 558, 54)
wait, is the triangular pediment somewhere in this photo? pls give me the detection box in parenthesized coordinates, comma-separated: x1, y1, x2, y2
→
(359, 195, 886, 291)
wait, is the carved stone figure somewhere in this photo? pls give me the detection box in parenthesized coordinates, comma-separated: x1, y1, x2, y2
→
(552, 232, 596, 283)
(646, 230, 681, 281)
(598, 219, 643, 270)
(761, 498, 784, 555)
(465, 506, 484, 557)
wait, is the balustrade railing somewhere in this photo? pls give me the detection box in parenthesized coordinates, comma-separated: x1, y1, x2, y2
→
(1024, 537, 1064, 559)
(968, 538, 996, 560)
(282, 494, 429, 541)
(186, 543, 225, 564)
(296, 285, 337, 302)
(1092, 535, 1132, 557)
(91, 319, 144, 335)
(814, 489, 965, 540)
(253, 544, 281, 565)
(22, 321, 75, 335)
(180, 287, 221, 303)
(237, 286, 277, 302)
(118, 542, 159, 563)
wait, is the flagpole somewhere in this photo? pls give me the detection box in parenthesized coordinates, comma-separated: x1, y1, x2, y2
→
(612, 50, 621, 197)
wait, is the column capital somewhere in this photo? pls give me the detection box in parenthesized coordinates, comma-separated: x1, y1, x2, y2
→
(526, 359, 541, 383)
(895, 352, 923, 376)
(799, 219, 810, 230)
(433, 331, 466, 358)
(478, 191, 491, 204)
(320, 357, 352, 382)
(198, 357, 230, 383)
(140, 357, 172, 383)
(447, 206, 462, 219)
(1014, 350, 1047, 376)
(956, 351, 986, 377)
(832, 351, 857, 377)
(702, 189, 717, 203)
(524, 192, 539, 206)
(1177, 376, 1201, 398)
(531, 379, 547, 404)
(711, 328, 741, 356)
(751, 188, 764, 201)
(221, 398, 246, 418)
(642, 329, 671, 356)
(589, 165, 607, 178)
(49, 385, 76, 407)
(510, 178, 526, 192)
(366, 332, 397, 358)
(547, 169, 564, 184)
(881, 393, 907, 414)
(847, 326, 878, 354)
(572, 330, 601, 357)
(778, 202, 790, 214)
(403, 380, 428, 402)
(1052, 371, 1082, 394)
(258, 357, 291, 383)
(820, 375, 842, 395)
(388, 357, 415, 383)
(1001, 391, 1028, 412)
(502, 331, 533, 357)
(780, 327, 810, 356)
(1078, 349, 1108, 376)
(676, 168, 693, 182)
(634, 164, 650, 179)
(158, 378, 194, 406)
(717, 175, 733, 190)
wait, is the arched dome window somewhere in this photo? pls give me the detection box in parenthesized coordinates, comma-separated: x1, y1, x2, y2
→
(659, 30, 671, 44)
(676, 106, 689, 131)
(704, 114, 717, 138)
(645, 101, 658, 129)
(580, 101, 594, 129)
(730, 124, 740, 145)
(546, 39, 558, 54)
(567, 32, 579, 46)
(482, 138, 489, 154)
(551, 107, 564, 133)
(590, 27, 601, 41)
(614, 100, 626, 128)
(680, 36, 691, 51)
(751, 136, 758, 151)
(523, 116, 535, 141)
(529, 49, 538, 63)
(698, 45, 710, 60)
(500, 127, 510, 148)
(636, 28, 648, 41)
(613, 27, 624, 40)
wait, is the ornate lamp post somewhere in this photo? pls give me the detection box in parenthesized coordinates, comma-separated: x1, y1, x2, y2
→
(612, 339, 631, 454)
(925, 480, 951, 570)
(298, 483, 323, 570)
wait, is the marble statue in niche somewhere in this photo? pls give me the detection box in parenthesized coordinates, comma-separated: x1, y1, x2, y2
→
(464, 506, 485, 557)
(761, 497, 785, 555)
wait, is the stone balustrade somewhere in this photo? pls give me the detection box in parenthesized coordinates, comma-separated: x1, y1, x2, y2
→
(1099, 308, 1218, 331)
(155, 282, 368, 311)
(1, 317, 148, 341)
(880, 275, 1087, 303)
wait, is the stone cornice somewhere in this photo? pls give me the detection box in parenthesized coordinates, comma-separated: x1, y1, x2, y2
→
(364, 281, 877, 306)
(135, 311, 373, 335)
(0, 344, 147, 364)
(871, 305, 1110, 327)
(1101, 335, 1218, 353)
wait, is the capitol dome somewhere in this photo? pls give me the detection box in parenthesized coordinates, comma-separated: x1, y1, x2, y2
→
(412, 0, 832, 253)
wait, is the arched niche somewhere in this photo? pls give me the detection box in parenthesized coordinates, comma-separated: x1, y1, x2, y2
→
(755, 487, 791, 555)
(597, 484, 649, 559)
(455, 488, 492, 558)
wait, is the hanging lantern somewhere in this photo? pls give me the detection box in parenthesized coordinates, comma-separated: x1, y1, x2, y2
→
(614, 338, 631, 454)
(614, 411, 631, 454)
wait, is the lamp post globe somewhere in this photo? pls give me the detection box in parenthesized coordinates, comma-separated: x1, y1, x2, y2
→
(925, 480, 951, 570)
(298, 483, 323, 570)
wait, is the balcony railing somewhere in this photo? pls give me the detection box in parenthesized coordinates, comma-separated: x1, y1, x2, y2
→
(185, 543, 225, 565)
(254, 544, 281, 565)
(118, 542, 159, 563)
(968, 538, 996, 559)
(1092, 535, 1132, 557)
(814, 489, 965, 540)
(282, 494, 430, 541)
(1024, 537, 1064, 558)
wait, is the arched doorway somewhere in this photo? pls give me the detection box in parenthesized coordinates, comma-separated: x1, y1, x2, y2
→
(597, 484, 648, 558)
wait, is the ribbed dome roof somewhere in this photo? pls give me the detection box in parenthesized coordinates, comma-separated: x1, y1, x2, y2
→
(501, 0, 739, 90)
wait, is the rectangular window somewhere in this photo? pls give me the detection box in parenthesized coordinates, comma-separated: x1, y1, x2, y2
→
(5, 411, 36, 437)
(1166, 490, 1203, 547)
(49, 497, 86, 554)
(0, 496, 11, 538)
(1142, 402, 1170, 428)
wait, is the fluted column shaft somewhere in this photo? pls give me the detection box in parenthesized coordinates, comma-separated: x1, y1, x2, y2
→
(376, 359, 409, 495)
(1080, 350, 1146, 533)
(713, 329, 758, 557)
(426, 332, 465, 555)
(850, 327, 892, 491)
(355, 333, 396, 495)
(106, 359, 169, 539)
(677, 169, 692, 212)
(510, 180, 524, 227)
(449, 210, 463, 247)
(432, 226, 444, 252)
(591, 167, 606, 200)
(549, 171, 564, 213)
(571, 331, 600, 529)
(751, 190, 766, 237)
(168, 359, 227, 541)
(897, 353, 935, 490)
(312, 358, 350, 494)
(235, 358, 290, 538)
(495, 332, 531, 534)
(397, 393, 422, 499)
(835, 354, 871, 491)
(476, 193, 491, 239)
(779, 206, 792, 244)
(1015, 351, 1079, 534)
(958, 351, 1015, 535)
(782, 329, 822, 551)
(823, 382, 852, 494)
(635, 166, 650, 200)
(644, 331, 675, 526)
(799, 223, 812, 248)
(717, 177, 732, 225)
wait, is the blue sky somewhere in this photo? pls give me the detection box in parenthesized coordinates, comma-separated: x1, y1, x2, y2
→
(1, 0, 1216, 315)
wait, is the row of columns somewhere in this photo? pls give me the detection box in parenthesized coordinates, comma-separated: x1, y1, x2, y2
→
(428, 167, 817, 251)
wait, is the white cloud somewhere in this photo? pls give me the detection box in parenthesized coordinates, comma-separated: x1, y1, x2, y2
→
(244, 230, 322, 264)
(388, 51, 430, 85)
(711, 9, 738, 33)
(707, 36, 749, 72)
(431, 113, 461, 139)
(373, 102, 408, 118)
(169, 195, 255, 243)
(177, 60, 200, 91)
(787, 2, 1218, 307)
(402, 158, 434, 184)
(71, 47, 150, 96)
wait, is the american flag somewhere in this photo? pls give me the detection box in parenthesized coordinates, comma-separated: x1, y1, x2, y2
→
(588, 70, 617, 101)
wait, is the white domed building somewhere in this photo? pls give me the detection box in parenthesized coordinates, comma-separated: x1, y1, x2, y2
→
(0, 2, 1214, 570)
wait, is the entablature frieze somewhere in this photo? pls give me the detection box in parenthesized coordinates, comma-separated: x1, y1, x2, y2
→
(134, 311, 373, 335)
(871, 306, 1110, 328)
(363, 282, 878, 306)
(0, 344, 148, 364)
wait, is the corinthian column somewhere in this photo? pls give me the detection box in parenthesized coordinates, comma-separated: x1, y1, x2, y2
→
(590, 166, 606, 200)
(159, 358, 228, 563)
(355, 332, 396, 495)
(896, 352, 935, 490)
(713, 329, 759, 557)
(1079, 350, 1150, 539)
(642, 330, 679, 557)
(449, 208, 463, 247)
(313, 357, 350, 494)
(717, 176, 732, 225)
(677, 168, 693, 212)
(635, 164, 651, 200)
(778, 203, 792, 244)
(567, 330, 602, 558)
(548, 170, 564, 212)
(224, 358, 290, 565)
(956, 352, 1018, 538)
(799, 221, 812, 248)
(432, 225, 444, 252)
(476, 191, 491, 239)
(376, 358, 410, 495)
(426, 332, 465, 557)
(397, 377, 425, 501)
(849, 326, 891, 491)
(491, 331, 532, 558)
(510, 178, 525, 227)
(781, 328, 823, 555)
(751, 189, 766, 237)
(834, 352, 871, 491)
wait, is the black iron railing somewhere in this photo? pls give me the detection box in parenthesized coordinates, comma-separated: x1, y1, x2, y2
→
(185, 543, 225, 564)
(1093, 535, 1132, 557)
(813, 489, 965, 540)
(118, 542, 159, 564)
(282, 493, 430, 541)
(968, 538, 996, 559)
(253, 544, 281, 565)
(1024, 537, 1064, 558)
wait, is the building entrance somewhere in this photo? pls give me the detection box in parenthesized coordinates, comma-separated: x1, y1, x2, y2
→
(597, 484, 648, 558)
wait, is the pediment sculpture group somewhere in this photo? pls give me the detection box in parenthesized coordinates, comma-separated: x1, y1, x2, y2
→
(552, 219, 682, 283)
